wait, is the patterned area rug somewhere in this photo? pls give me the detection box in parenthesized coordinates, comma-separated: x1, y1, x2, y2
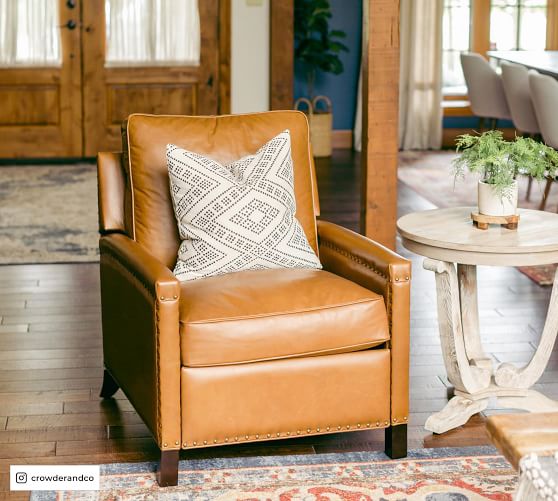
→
(398, 151, 558, 285)
(0, 164, 99, 264)
(31, 447, 517, 500)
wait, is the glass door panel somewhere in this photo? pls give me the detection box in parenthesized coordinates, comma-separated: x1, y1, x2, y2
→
(104, 0, 200, 67)
(0, 0, 62, 67)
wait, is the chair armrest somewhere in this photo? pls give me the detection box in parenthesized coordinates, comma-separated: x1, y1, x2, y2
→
(317, 220, 411, 424)
(99, 234, 181, 450)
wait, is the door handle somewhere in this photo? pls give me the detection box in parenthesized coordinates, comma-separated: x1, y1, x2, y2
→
(62, 19, 77, 30)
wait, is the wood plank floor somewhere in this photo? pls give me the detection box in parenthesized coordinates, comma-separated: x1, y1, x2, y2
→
(0, 150, 554, 498)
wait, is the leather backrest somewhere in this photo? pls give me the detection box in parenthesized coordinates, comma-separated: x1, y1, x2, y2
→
(123, 112, 318, 269)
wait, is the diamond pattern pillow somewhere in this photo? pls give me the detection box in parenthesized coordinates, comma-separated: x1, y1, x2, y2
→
(167, 130, 322, 281)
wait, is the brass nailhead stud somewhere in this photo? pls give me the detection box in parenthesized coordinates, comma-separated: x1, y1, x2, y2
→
(160, 296, 165, 300)
(393, 418, 397, 423)
(395, 277, 399, 282)
(163, 443, 167, 447)
(307, 428, 311, 433)
(337, 426, 341, 430)
(366, 423, 371, 427)
(405, 276, 409, 280)
(404, 416, 408, 421)
(297, 430, 301, 435)
(376, 421, 380, 427)
(357, 424, 361, 428)
(175, 441, 179, 445)
(203, 440, 207, 445)
(326, 427, 330, 431)
(385, 421, 389, 426)
(346, 425, 350, 429)
(193, 441, 197, 446)
(213, 439, 217, 444)
(225, 438, 229, 442)
(276, 432, 280, 437)
(286, 431, 291, 436)
(245, 435, 249, 439)
(267, 433, 271, 438)
(316, 428, 320, 432)
(183, 443, 187, 447)
(255, 434, 259, 439)
(234, 437, 239, 441)
(173, 295, 178, 299)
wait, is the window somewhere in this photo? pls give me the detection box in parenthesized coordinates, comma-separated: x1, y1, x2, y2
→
(442, 0, 553, 98)
(442, 0, 471, 93)
(490, 0, 547, 51)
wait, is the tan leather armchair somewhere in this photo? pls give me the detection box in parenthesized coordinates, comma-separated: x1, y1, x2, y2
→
(97, 111, 411, 487)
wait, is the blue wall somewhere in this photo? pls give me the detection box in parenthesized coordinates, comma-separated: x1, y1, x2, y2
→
(294, 0, 363, 130)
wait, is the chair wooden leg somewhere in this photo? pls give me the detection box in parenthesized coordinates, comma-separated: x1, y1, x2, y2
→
(385, 424, 407, 459)
(539, 177, 553, 211)
(490, 118, 498, 130)
(526, 176, 533, 202)
(478, 117, 485, 133)
(99, 369, 119, 399)
(157, 449, 179, 487)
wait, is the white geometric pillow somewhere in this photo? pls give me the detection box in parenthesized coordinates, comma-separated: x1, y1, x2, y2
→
(166, 130, 322, 281)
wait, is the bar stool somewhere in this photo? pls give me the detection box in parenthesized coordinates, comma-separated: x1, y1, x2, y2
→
(501, 61, 541, 201)
(529, 70, 558, 210)
(460, 52, 511, 130)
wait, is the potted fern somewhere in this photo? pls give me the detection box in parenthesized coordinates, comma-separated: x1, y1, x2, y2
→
(453, 131, 558, 216)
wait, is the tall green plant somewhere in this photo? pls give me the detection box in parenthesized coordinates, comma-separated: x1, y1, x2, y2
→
(294, 0, 349, 99)
(452, 130, 558, 200)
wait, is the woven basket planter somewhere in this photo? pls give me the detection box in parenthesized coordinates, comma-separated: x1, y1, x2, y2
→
(294, 96, 333, 157)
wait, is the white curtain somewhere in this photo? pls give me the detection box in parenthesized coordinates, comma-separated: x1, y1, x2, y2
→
(399, 0, 443, 150)
(105, 0, 200, 66)
(0, 0, 61, 67)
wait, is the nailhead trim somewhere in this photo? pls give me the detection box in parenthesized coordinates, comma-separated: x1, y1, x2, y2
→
(184, 421, 394, 447)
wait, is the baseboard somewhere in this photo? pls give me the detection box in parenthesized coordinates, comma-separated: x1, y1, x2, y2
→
(442, 128, 516, 149)
(332, 129, 353, 149)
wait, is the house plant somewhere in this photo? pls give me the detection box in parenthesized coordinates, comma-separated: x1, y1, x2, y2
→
(452, 130, 558, 216)
(294, 0, 348, 156)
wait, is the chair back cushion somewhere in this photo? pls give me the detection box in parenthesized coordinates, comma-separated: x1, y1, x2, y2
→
(124, 112, 318, 269)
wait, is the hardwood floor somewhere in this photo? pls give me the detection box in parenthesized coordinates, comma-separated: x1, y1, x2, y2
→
(0, 150, 554, 498)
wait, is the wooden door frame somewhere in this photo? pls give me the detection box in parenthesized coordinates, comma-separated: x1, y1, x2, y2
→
(219, 0, 231, 114)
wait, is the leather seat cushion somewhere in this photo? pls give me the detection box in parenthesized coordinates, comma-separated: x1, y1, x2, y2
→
(179, 268, 389, 367)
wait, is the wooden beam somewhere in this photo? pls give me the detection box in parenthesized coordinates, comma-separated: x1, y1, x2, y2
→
(360, 0, 399, 249)
(269, 0, 294, 110)
(547, 0, 558, 50)
(471, 0, 490, 57)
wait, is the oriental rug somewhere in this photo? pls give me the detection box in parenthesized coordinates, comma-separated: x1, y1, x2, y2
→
(31, 446, 517, 500)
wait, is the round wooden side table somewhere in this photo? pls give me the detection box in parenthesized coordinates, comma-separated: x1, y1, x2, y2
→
(397, 207, 558, 434)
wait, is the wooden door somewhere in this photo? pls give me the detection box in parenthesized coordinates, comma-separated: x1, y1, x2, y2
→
(0, 0, 82, 158)
(82, 0, 222, 156)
